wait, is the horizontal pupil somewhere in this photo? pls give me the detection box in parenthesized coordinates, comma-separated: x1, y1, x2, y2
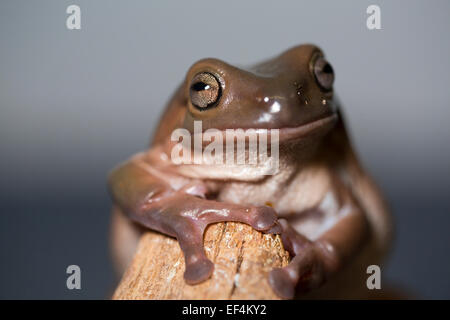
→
(192, 82, 210, 91)
(322, 64, 333, 74)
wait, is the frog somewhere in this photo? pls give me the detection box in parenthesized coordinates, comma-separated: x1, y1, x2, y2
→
(108, 44, 392, 299)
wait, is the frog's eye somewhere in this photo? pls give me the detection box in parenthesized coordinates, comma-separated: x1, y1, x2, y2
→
(313, 57, 334, 91)
(189, 72, 222, 110)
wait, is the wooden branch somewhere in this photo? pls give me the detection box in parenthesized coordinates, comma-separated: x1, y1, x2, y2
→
(113, 222, 290, 300)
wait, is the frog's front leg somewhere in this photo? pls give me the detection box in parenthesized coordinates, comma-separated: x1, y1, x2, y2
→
(269, 190, 369, 299)
(108, 154, 281, 284)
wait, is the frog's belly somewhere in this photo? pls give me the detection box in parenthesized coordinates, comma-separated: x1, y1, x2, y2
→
(216, 166, 341, 240)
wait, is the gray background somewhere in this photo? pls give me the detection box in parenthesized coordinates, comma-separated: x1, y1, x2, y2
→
(1, 0, 449, 299)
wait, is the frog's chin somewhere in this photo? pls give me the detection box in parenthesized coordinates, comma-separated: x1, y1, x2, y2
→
(163, 115, 337, 179)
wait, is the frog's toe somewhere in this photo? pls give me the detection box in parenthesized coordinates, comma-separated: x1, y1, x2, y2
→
(264, 220, 282, 234)
(249, 206, 279, 232)
(269, 267, 296, 299)
(176, 224, 214, 285)
(184, 259, 214, 285)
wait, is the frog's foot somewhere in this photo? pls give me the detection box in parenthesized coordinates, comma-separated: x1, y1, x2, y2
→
(146, 193, 281, 284)
(269, 219, 329, 299)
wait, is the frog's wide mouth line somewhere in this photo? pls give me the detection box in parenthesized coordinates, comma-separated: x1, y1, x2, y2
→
(190, 114, 338, 143)
(277, 114, 338, 141)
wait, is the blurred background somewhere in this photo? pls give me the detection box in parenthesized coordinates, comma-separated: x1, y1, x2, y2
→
(1, 0, 449, 299)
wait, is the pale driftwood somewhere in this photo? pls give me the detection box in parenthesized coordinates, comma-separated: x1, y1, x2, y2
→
(113, 222, 290, 300)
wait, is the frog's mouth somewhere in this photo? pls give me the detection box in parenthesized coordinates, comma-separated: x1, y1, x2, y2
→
(222, 114, 336, 140)
(276, 113, 338, 141)
(190, 113, 338, 148)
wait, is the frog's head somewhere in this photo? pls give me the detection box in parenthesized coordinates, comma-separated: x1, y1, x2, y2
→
(182, 44, 338, 142)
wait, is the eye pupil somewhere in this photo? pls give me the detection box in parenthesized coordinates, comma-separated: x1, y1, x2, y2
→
(322, 63, 333, 74)
(189, 72, 221, 110)
(191, 81, 209, 91)
(313, 57, 334, 91)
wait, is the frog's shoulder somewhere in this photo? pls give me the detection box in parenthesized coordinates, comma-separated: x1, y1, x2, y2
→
(319, 109, 393, 254)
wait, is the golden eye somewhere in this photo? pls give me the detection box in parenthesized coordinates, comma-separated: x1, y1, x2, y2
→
(313, 57, 334, 91)
(189, 72, 221, 110)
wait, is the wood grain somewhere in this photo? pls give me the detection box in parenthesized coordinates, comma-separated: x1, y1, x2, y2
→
(113, 222, 290, 300)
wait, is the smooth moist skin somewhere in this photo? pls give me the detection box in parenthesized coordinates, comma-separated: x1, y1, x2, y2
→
(108, 44, 392, 299)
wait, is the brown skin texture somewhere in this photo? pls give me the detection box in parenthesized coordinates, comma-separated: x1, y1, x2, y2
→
(108, 44, 392, 299)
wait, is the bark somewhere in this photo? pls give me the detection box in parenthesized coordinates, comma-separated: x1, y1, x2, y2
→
(113, 222, 290, 299)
